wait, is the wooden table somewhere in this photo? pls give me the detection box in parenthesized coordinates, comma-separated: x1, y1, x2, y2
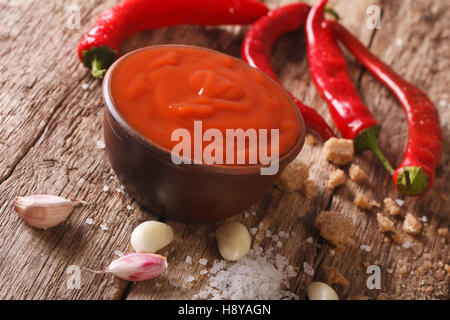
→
(0, 0, 448, 300)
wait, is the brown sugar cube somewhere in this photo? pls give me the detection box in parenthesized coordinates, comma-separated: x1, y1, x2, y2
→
(354, 193, 371, 210)
(376, 213, 395, 233)
(314, 211, 355, 250)
(445, 264, 450, 274)
(279, 157, 309, 192)
(305, 134, 316, 146)
(402, 213, 422, 235)
(417, 266, 425, 275)
(383, 198, 400, 216)
(349, 164, 368, 182)
(323, 138, 354, 165)
(324, 267, 349, 287)
(423, 260, 432, 271)
(328, 169, 345, 188)
(377, 293, 390, 300)
(437, 227, 448, 237)
(347, 295, 369, 300)
(391, 231, 407, 245)
(369, 200, 381, 208)
(304, 179, 318, 199)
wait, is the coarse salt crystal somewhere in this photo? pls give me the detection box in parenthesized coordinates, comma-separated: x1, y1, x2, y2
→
(187, 275, 195, 283)
(277, 241, 283, 248)
(265, 230, 272, 237)
(303, 262, 315, 276)
(113, 250, 123, 257)
(253, 244, 263, 255)
(291, 231, 296, 236)
(199, 258, 208, 265)
(396, 245, 401, 250)
(286, 265, 297, 278)
(155, 281, 161, 288)
(85, 218, 93, 225)
(439, 100, 446, 107)
(421, 216, 427, 223)
(360, 245, 371, 252)
(249, 227, 258, 235)
(251, 211, 257, 216)
(200, 269, 208, 275)
(185, 256, 192, 265)
(258, 222, 264, 230)
(96, 140, 105, 149)
(100, 223, 108, 231)
(255, 234, 262, 241)
(103, 185, 109, 192)
(169, 279, 180, 288)
(81, 83, 89, 90)
(395, 37, 403, 46)
(306, 237, 313, 244)
(126, 205, 132, 210)
(402, 241, 411, 249)
(395, 199, 404, 206)
(200, 247, 299, 300)
(329, 249, 335, 256)
(244, 211, 249, 218)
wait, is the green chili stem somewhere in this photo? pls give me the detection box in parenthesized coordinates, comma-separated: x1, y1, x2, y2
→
(396, 167, 429, 195)
(325, 7, 340, 20)
(354, 127, 394, 174)
(91, 56, 107, 79)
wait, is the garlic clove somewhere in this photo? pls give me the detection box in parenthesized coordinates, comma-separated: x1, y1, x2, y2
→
(130, 221, 174, 253)
(105, 253, 167, 281)
(307, 282, 339, 300)
(14, 195, 76, 229)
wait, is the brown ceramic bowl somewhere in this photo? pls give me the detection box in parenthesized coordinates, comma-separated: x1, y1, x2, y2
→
(102, 45, 305, 223)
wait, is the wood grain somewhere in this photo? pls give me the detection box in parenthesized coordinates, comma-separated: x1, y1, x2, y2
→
(0, 0, 448, 300)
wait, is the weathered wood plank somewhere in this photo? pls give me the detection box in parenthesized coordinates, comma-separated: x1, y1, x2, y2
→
(0, 0, 447, 300)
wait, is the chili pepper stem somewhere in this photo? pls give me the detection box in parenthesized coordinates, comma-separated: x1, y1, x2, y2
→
(396, 167, 429, 196)
(354, 127, 394, 174)
(91, 56, 107, 79)
(324, 7, 340, 20)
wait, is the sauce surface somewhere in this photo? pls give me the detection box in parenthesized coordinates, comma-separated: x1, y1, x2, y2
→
(110, 46, 300, 162)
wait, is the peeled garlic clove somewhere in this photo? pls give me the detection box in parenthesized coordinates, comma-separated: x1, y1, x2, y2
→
(106, 253, 167, 281)
(216, 222, 252, 261)
(14, 195, 75, 229)
(307, 282, 339, 300)
(131, 221, 174, 253)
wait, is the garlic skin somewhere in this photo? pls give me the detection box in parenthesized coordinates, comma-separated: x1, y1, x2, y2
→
(106, 253, 167, 281)
(14, 195, 75, 229)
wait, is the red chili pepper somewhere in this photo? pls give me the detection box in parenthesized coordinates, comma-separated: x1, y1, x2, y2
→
(306, 0, 393, 172)
(241, 2, 336, 140)
(328, 21, 442, 195)
(78, 0, 268, 78)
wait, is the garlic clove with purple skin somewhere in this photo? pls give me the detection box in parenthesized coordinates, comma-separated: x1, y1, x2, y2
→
(105, 253, 167, 281)
(14, 195, 77, 229)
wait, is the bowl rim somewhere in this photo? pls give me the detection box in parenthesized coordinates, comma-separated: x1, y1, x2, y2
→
(102, 44, 305, 176)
